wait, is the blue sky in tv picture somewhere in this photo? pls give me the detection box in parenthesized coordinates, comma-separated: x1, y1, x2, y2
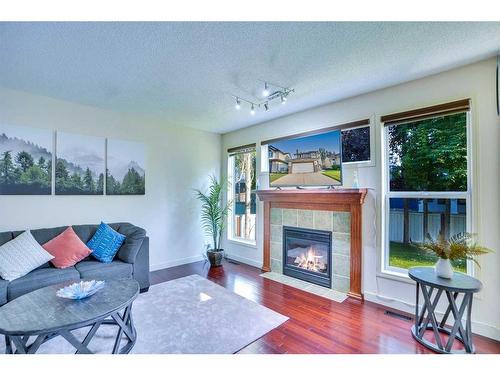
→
(271, 130, 340, 155)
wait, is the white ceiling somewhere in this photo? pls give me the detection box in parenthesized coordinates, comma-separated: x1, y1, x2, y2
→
(1, 22, 500, 134)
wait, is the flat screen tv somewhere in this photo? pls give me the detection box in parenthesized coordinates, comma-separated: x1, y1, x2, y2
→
(268, 129, 342, 187)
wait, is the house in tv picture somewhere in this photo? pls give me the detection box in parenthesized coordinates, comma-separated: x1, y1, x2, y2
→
(269, 145, 341, 175)
(291, 150, 320, 173)
(290, 158, 321, 174)
(269, 145, 291, 173)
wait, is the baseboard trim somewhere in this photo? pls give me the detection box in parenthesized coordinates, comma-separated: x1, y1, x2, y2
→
(150, 255, 205, 272)
(364, 291, 500, 342)
(224, 253, 262, 269)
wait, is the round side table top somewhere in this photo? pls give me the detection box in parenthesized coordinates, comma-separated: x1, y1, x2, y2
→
(0, 279, 139, 336)
(408, 266, 482, 293)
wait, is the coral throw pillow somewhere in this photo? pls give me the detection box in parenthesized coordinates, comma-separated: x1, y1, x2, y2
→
(43, 226, 92, 268)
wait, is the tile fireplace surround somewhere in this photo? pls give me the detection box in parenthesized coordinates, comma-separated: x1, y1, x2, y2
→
(270, 208, 351, 293)
(256, 189, 367, 299)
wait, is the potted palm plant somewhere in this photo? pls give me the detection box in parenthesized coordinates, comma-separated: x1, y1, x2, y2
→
(419, 232, 492, 278)
(194, 176, 231, 267)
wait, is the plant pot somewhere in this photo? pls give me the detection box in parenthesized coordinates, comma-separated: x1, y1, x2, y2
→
(435, 258, 454, 279)
(207, 249, 224, 267)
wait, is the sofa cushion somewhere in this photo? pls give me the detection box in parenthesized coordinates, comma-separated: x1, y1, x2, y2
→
(72, 225, 95, 243)
(75, 260, 133, 281)
(30, 226, 67, 245)
(0, 231, 55, 281)
(116, 223, 146, 264)
(7, 266, 80, 301)
(42, 226, 93, 269)
(87, 222, 126, 263)
(0, 232, 13, 247)
(0, 279, 8, 305)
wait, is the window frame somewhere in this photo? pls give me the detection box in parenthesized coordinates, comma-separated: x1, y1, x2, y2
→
(227, 146, 257, 247)
(341, 121, 375, 167)
(380, 111, 474, 278)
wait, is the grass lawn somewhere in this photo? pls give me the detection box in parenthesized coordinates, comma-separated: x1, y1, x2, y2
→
(389, 241, 466, 273)
(321, 169, 341, 182)
(270, 173, 287, 183)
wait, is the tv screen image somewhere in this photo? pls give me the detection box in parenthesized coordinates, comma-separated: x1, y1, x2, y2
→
(268, 129, 342, 187)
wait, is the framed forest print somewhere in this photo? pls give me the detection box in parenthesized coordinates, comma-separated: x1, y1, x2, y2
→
(106, 139, 145, 195)
(0, 124, 52, 195)
(55, 131, 105, 195)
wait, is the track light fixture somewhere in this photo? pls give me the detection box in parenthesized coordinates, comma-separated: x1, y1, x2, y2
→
(262, 82, 270, 97)
(231, 81, 294, 116)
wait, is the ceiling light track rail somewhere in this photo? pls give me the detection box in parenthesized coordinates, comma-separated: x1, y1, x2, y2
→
(232, 81, 295, 115)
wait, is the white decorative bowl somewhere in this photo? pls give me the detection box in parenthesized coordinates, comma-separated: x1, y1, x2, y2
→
(56, 280, 105, 300)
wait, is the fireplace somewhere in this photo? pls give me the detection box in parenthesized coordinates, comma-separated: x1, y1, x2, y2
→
(257, 188, 367, 299)
(283, 226, 332, 288)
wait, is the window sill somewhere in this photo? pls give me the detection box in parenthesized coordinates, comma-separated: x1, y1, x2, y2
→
(343, 160, 375, 168)
(226, 238, 257, 249)
(376, 269, 416, 285)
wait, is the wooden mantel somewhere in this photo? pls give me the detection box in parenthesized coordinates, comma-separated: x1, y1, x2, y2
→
(256, 188, 368, 300)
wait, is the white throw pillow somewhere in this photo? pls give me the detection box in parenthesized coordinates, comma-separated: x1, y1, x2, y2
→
(0, 231, 54, 281)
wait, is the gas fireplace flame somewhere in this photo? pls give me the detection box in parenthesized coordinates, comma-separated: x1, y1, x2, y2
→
(294, 246, 326, 273)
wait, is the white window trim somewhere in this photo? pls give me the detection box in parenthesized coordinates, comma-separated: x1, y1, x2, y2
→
(227, 151, 257, 246)
(260, 144, 269, 173)
(380, 111, 474, 279)
(226, 237, 258, 249)
(342, 118, 376, 168)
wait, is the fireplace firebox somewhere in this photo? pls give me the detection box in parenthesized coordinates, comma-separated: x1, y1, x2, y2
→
(283, 226, 332, 288)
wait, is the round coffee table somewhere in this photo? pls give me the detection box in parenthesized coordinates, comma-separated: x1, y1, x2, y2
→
(408, 267, 482, 354)
(0, 279, 139, 354)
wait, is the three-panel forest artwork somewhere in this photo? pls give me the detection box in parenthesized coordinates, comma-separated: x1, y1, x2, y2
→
(0, 124, 145, 195)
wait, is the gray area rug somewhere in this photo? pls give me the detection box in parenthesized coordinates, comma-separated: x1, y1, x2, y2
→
(0, 274, 288, 354)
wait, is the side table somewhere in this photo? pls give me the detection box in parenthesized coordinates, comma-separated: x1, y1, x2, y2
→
(408, 266, 482, 354)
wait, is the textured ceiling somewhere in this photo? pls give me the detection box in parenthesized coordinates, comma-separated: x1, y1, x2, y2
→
(1, 22, 500, 133)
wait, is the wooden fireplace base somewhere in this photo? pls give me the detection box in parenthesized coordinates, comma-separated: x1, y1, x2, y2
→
(256, 188, 367, 300)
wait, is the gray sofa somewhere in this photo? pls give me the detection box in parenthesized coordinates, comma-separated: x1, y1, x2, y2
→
(0, 222, 150, 306)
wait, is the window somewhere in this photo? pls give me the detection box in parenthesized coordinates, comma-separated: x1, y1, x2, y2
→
(382, 101, 471, 275)
(227, 145, 257, 244)
(387, 198, 467, 272)
(342, 125, 371, 163)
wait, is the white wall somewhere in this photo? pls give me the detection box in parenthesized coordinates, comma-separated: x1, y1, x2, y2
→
(0, 88, 221, 271)
(221, 58, 500, 340)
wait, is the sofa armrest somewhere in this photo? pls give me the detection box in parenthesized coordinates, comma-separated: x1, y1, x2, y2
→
(116, 223, 147, 264)
(133, 236, 150, 291)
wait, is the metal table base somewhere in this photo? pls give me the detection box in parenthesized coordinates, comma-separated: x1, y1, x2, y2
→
(5, 304, 136, 354)
(412, 283, 474, 354)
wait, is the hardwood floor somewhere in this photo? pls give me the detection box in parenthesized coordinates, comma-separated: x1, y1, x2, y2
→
(149, 260, 500, 354)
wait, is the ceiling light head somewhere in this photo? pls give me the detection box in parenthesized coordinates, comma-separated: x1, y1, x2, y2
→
(262, 82, 270, 97)
(250, 104, 255, 115)
(235, 97, 241, 110)
(281, 95, 287, 104)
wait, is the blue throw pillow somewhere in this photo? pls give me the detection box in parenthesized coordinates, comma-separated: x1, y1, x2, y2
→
(87, 222, 126, 263)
